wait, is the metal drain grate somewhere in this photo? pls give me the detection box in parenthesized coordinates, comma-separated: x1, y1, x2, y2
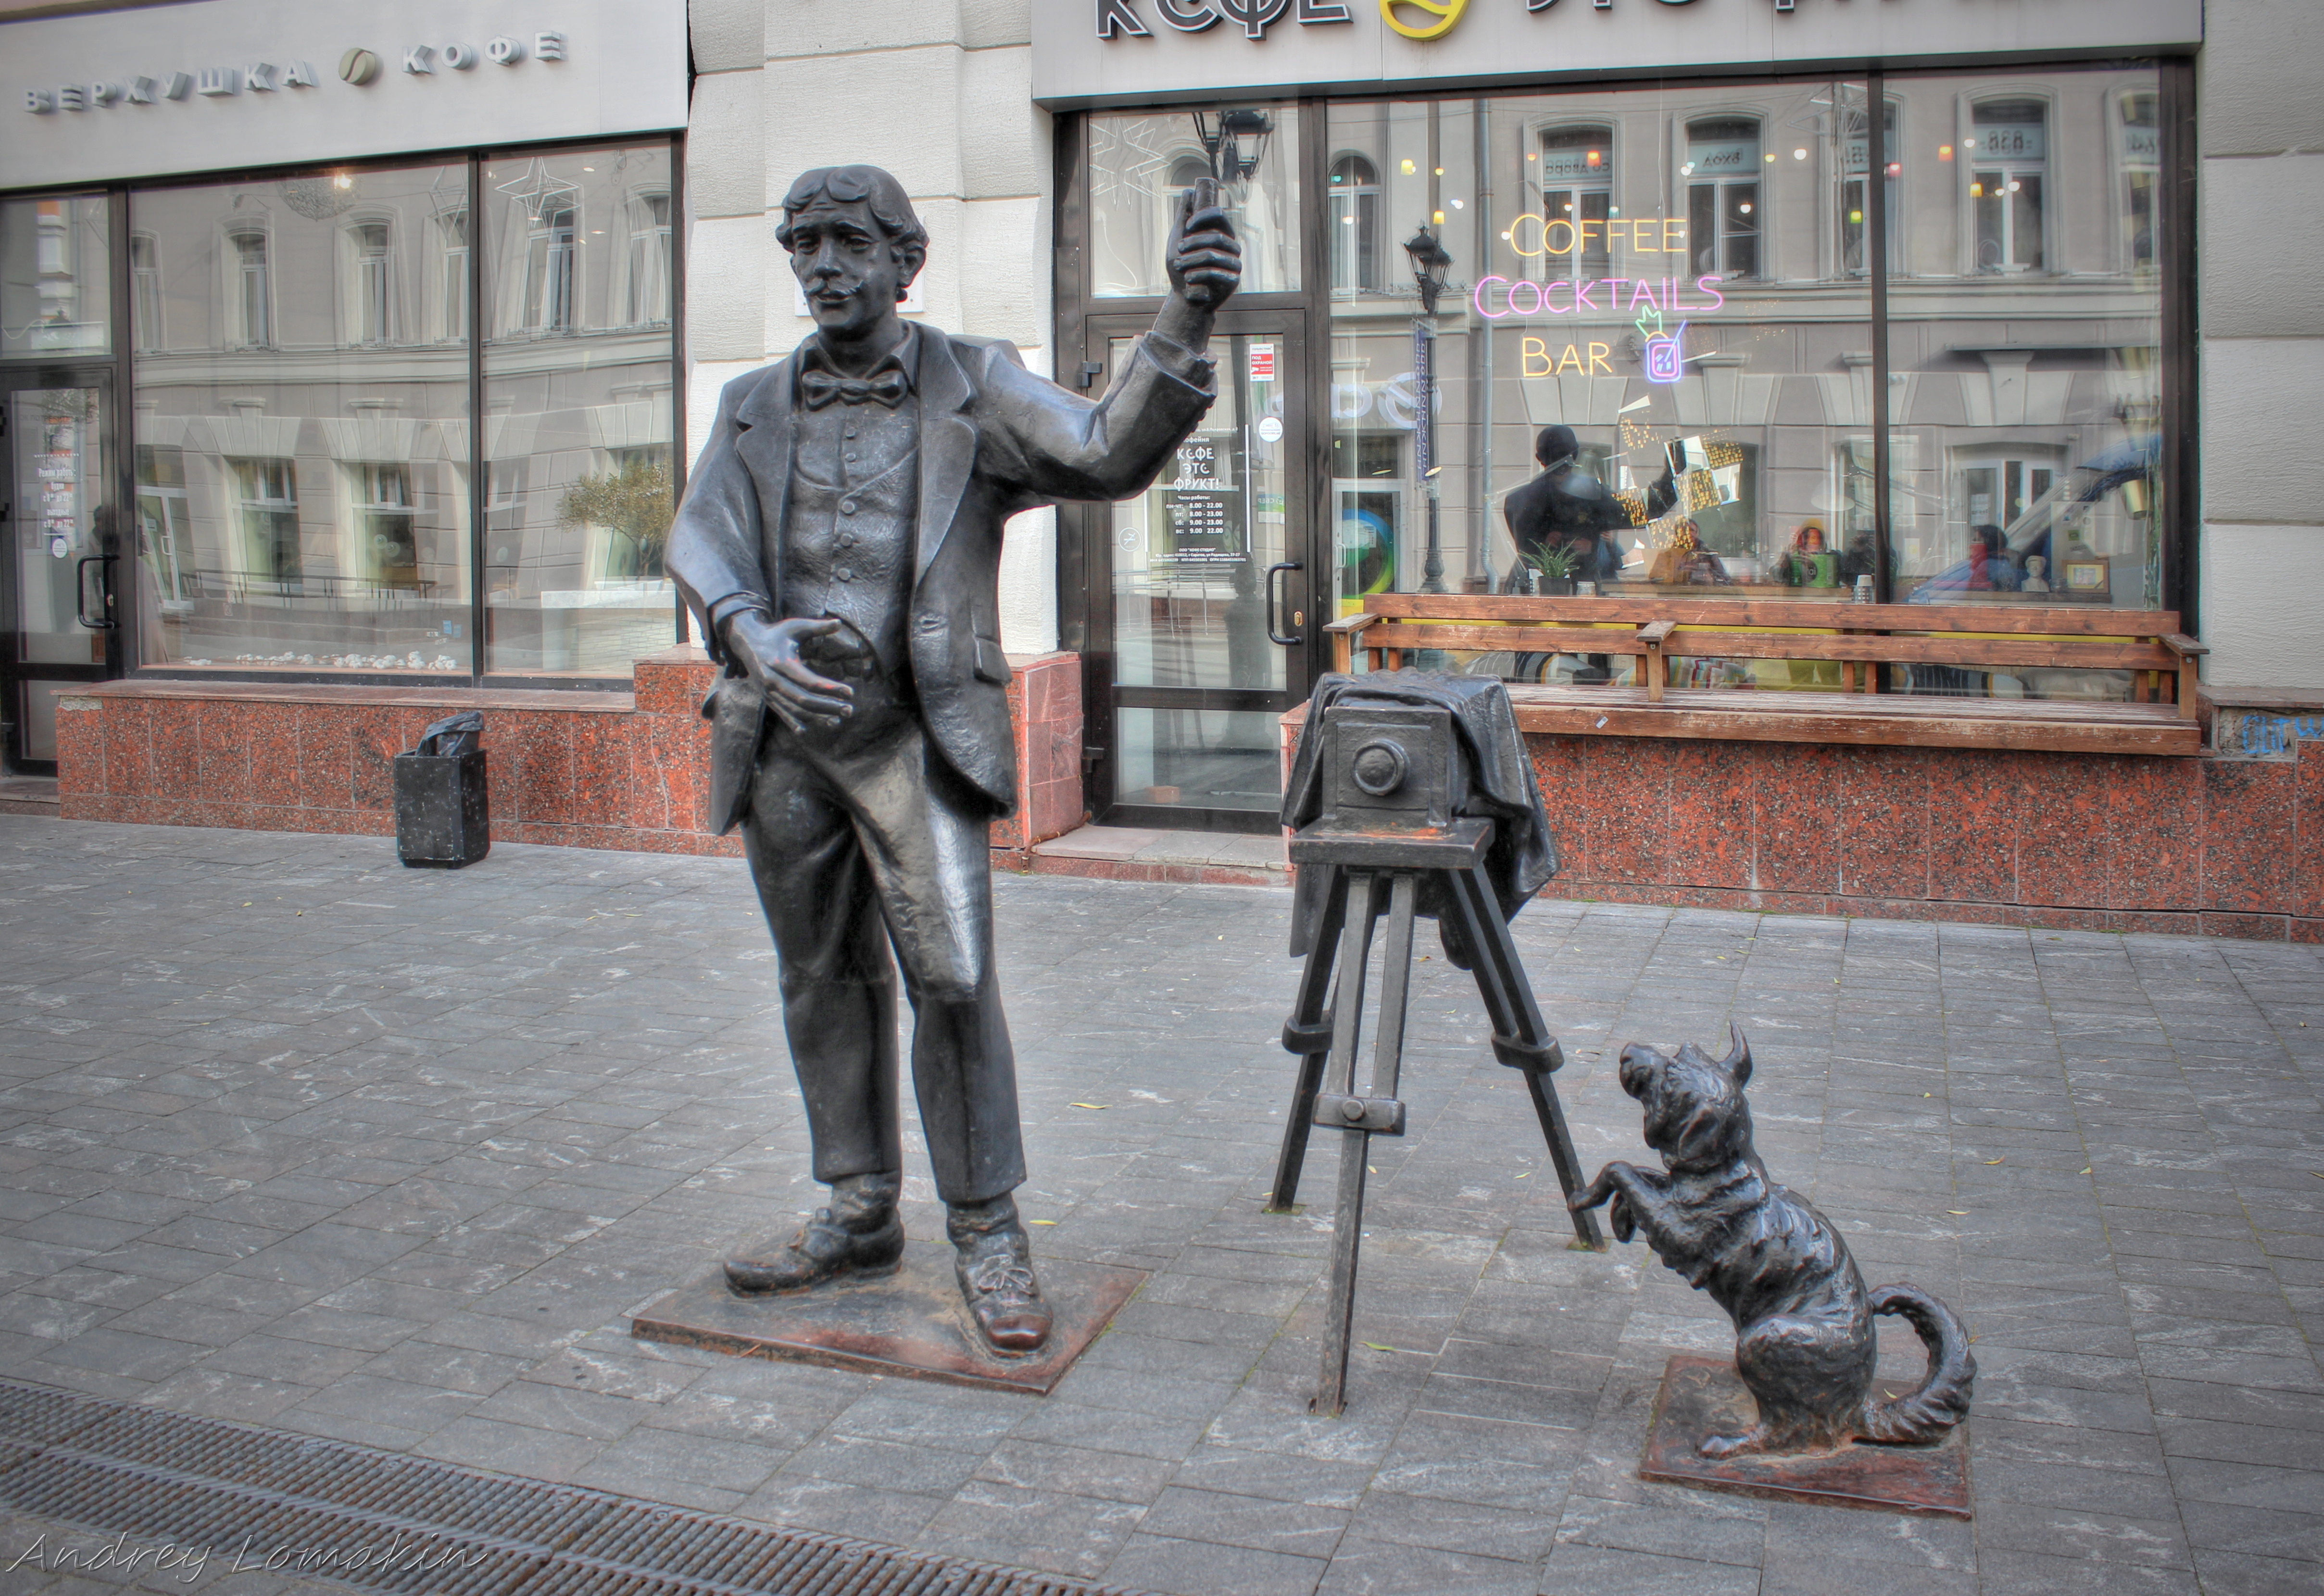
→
(0, 1378, 1155, 1596)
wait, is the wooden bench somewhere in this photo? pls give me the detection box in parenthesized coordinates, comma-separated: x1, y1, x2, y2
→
(1327, 594, 2206, 756)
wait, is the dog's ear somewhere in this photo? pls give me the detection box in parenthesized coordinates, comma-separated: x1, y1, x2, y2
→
(1717, 1024, 1752, 1088)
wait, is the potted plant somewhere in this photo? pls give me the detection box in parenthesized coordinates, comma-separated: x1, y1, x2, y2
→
(1524, 542, 1583, 596)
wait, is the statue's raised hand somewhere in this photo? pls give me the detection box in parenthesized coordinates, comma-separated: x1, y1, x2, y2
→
(1166, 176, 1242, 311)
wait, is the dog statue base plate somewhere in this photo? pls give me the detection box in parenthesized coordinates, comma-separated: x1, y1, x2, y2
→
(1641, 1356, 1972, 1519)
(630, 1242, 1145, 1395)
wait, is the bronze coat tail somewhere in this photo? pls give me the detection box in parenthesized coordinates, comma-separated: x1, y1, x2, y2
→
(1858, 1283, 1976, 1444)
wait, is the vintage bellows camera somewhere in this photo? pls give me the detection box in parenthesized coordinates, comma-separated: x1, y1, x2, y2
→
(1309, 702, 1466, 835)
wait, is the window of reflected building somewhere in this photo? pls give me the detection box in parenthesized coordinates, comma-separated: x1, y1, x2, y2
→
(1, 194, 111, 358)
(1089, 105, 1303, 298)
(91, 139, 678, 681)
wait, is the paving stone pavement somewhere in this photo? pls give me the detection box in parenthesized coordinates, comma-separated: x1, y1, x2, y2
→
(0, 814, 2319, 1596)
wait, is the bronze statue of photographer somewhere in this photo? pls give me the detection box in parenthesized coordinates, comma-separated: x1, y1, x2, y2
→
(665, 166, 1240, 1354)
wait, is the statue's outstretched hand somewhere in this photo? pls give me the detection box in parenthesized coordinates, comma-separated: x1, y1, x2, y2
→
(726, 613, 863, 733)
(1166, 176, 1242, 311)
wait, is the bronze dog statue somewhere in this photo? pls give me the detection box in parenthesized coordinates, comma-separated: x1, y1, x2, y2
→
(1572, 1028, 1974, 1458)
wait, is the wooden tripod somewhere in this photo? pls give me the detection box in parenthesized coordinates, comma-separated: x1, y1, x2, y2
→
(1267, 818, 1606, 1418)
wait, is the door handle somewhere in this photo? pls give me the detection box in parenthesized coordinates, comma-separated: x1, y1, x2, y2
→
(76, 555, 117, 630)
(1265, 560, 1304, 646)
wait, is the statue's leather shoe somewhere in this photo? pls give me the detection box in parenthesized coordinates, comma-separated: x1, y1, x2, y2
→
(948, 1198, 1052, 1354)
(726, 1173, 903, 1295)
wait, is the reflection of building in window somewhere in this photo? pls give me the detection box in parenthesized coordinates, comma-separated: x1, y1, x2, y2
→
(525, 195, 578, 332)
(1970, 99, 2047, 272)
(485, 460, 526, 594)
(229, 231, 271, 347)
(1839, 100, 1899, 278)
(1328, 154, 1381, 292)
(135, 445, 193, 608)
(130, 231, 162, 352)
(1537, 126, 1614, 283)
(1834, 436, 1914, 560)
(2118, 92, 2158, 273)
(626, 193, 672, 325)
(1683, 118, 1760, 278)
(230, 458, 300, 582)
(435, 207, 468, 341)
(348, 222, 392, 346)
(1958, 450, 2061, 541)
(351, 463, 419, 590)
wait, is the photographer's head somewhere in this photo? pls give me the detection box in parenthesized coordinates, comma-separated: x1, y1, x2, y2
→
(779, 166, 927, 341)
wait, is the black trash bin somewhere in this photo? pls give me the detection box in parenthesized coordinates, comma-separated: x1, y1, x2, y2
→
(393, 711, 489, 868)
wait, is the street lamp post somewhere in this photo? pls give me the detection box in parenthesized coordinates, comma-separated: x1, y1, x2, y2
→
(1403, 225, 1454, 595)
(1192, 109, 1275, 185)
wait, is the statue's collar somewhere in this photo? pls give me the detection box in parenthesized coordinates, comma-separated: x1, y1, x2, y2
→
(797, 323, 918, 392)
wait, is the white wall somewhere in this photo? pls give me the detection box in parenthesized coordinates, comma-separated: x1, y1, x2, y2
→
(2199, 0, 2324, 687)
(684, 0, 1059, 654)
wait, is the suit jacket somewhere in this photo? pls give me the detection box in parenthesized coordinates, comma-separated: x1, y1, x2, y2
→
(668, 328, 1215, 834)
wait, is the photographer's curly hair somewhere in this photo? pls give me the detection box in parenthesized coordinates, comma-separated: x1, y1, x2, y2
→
(778, 166, 927, 299)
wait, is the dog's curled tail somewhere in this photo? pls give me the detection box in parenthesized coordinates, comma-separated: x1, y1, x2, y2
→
(1857, 1283, 1976, 1445)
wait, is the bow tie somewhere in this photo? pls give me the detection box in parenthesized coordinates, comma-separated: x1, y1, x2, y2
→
(801, 367, 909, 410)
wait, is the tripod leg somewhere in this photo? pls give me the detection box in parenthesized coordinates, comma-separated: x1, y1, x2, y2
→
(1447, 867, 1606, 1252)
(1314, 871, 1382, 1419)
(1269, 866, 1349, 1212)
(1366, 873, 1420, 1104)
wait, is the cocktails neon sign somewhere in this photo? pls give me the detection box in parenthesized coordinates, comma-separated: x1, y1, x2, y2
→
(1473, 274, 1725, 320)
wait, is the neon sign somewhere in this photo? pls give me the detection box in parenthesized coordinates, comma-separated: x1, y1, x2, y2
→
(1473, 274, 1724, 320)
(1521, 339, 1613, 376)
(1509, 214, 1687, 258)
(1643, 322, 1688, 382)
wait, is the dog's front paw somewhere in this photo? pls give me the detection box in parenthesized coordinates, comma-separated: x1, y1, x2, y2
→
(1608, 1192, 1636, 1244)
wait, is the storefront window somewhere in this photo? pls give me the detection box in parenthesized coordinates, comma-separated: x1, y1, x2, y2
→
(1892, 68, 2164, 667)
(1283, 67, 2167, 698)
(111, 144, 678, 681)
(1325, 83, 1876, 682)
(481, 144, 677, 677)
(1089, 104, 1302, 298)
(0, 194, 110, 358)
(130, 162, 472, 672)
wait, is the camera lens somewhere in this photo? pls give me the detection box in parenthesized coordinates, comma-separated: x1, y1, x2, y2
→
(1351, 740, 1408, 797)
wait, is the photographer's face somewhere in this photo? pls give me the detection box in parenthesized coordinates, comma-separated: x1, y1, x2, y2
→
(788, 198, 907, 340)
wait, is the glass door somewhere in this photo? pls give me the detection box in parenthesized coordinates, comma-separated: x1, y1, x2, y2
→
(3, 373, 119, 771)
(1084, 314, 1317, 832)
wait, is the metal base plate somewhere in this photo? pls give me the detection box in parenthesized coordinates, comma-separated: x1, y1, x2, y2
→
(1638, 1355, 1972, 1519)
(629, 1242, 1146, 1395)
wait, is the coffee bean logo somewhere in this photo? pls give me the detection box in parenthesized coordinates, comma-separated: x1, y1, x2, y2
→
(339, 47, 380, 86)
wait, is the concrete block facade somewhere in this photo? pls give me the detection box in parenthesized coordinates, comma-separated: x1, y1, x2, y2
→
(2199, 0, 2324, 688)
(684, 0, 1060, 657)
